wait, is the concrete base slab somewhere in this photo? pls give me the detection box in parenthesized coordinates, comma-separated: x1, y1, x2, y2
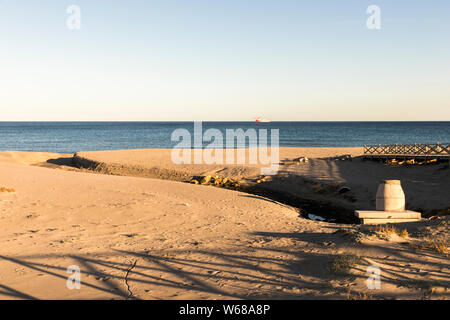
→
(355, 210, 421, 219)
(360, 218, 422, 225)
(355, 210, 422, 225)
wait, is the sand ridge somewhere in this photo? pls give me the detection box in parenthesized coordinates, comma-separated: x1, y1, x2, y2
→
(73, 147, 449, 217)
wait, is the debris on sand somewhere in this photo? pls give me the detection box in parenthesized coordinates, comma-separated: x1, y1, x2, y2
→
(190, 176, 240, 189)
(308, 214, 326, 221)
(325, 154, 352, 161)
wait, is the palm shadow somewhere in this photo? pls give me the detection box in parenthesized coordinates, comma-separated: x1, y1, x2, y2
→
(1, 229, 447, 300)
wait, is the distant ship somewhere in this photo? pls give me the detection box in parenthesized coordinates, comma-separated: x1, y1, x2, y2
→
(255, 117, 270, 123)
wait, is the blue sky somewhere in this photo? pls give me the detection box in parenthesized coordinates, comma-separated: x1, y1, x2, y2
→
(0, 0, 449, 121)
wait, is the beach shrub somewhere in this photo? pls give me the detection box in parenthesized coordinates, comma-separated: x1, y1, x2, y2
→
(333, 229, 365, 243)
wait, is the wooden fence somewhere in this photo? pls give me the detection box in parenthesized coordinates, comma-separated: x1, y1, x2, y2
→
(363, 143, 450, 160)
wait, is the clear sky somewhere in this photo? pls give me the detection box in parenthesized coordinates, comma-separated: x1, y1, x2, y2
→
(1, 0, 449, 121)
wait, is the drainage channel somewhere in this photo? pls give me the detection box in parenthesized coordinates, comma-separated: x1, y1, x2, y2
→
(237, 184, 358, 224)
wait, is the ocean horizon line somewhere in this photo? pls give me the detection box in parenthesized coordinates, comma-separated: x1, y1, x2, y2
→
(0, 120, 449, 123)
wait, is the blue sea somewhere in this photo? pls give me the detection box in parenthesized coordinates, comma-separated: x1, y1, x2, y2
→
(0, 122, 449, 154)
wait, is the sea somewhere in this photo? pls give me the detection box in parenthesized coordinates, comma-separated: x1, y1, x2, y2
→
(0, 122, 449, 154)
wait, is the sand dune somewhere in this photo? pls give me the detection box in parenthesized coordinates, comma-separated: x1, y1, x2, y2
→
(0, 151, 72, 165)
(73, 147, 363, 181)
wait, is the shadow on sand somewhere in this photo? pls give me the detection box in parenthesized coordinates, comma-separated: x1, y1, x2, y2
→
(1, 228, 448, 300)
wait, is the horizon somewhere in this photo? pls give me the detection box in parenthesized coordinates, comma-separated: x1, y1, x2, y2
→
(1, 120, 450, 123)
(1, 1, 449, 121)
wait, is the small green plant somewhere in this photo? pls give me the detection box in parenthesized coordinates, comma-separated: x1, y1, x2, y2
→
(398, 229, 409, 238)
(122, 233, 139, 238)
(329, 254, 363, 276)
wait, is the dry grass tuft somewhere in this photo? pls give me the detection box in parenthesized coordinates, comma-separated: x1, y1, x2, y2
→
(412, 239, 448, 256)
(368, 224, 409, 240)
(426, 240, 448, 255)
(374, 224, 396, 234)
(346, 287, 374, 300)
(0, 187, 15, 193)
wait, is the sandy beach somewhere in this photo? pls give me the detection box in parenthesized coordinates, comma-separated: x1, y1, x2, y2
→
(0, 148, 448, 300)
